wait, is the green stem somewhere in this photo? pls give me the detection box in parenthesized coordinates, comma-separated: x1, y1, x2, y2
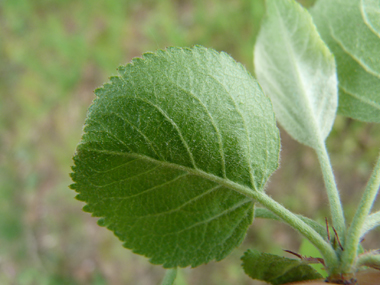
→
(341, 151, 380, 273)
(361, 210, 380, 237)
(356, 251, 380, 268)
(252, 191, 339, 272)
(316, 143, 346, 242)
(161, 268, 177, 285)
(254, 207, 327, 239)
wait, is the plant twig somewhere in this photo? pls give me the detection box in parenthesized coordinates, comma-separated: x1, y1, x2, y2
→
(316, 143, 346, 243)
(254, 207, 328, 239)
(356, 250, 380, 270)
(161, 268, 177, 285)
(361, 210, 380, 238)
(342, 151, 380, 272)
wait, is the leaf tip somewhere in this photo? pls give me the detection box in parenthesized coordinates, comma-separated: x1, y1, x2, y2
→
(97, 218, 107, 227)
(82, 204, 92, 213)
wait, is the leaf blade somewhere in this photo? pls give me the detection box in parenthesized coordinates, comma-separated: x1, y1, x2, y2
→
(362, 0, 380, 37)
(71, 46, 280, 267)
(241, 249, 323, 285)
(311, 0, 380, 123)
(254, 0, 338, 149)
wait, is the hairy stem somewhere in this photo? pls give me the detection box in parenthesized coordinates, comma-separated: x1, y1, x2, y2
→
(341, 151, 380, 273)
(161, 268, 177, 285)
(252, 191, 339, 273)
(356, 251, 380, 269)
(316, 143, 346, 242)
(361, 210, 380, 238)
(254, 207, 327, 239)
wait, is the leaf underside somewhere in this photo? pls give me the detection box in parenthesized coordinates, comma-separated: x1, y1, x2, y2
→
(241, 249, 323, 285)
(70, 46, 280, 268)
(311, 0, 380, 123)
(254, 0, 338, 149)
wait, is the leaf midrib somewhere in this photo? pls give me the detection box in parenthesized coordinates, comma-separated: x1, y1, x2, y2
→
(80, 147, 257, 199)
(274, 2, 325, 145)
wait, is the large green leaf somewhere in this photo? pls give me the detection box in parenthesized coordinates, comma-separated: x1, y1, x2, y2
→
(241, 249, 323, 285)
(311, 0, 380, 123)
(70, 46, 280, 268)
(254, 0, 338, 149)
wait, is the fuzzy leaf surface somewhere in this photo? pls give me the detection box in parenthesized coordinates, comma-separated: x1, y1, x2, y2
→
(70, 46, 280, 268)
(254, 0, 338, 149)
(241, 249, 323, 285)
(311, 0, 380, 123)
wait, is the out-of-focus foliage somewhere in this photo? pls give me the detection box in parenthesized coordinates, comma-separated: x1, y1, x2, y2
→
(1, 0, 379, 284)
(311, 0, 380, 123)
(1, 1, 268, 284)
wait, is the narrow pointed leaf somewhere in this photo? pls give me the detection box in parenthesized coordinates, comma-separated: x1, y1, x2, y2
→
(70, 46, 280, 268)
(254, 0, 338, 149)
(311, 0, 380, 123)
(241, 249, 323, 285)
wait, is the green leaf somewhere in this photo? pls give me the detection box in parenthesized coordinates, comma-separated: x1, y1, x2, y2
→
(70, 46, 280, 268)
(241, 249, 323, 285)
(254, 0, 338, 149)
(311, 0, 380, 123)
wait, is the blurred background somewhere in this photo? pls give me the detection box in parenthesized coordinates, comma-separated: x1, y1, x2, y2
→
(1, 0, 379, 284)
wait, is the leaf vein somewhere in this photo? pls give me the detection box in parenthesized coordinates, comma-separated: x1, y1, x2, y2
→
(163, 75, 227, 178)
(87, 165, 161, 188)
(100, 172, 188, 200)
(138, 185, 222, 218)
(339, 86, 380, 110)
(159, 198, 252, 236)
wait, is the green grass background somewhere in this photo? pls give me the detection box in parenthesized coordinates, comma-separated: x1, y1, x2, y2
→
(1, 0, 379, 284)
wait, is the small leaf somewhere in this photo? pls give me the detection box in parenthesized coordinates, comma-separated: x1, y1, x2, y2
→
(254, 0, 338, 149)
(71, 46, 280, 268)
(241, 249, 323, 285)
(311, 0, 380, 123)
